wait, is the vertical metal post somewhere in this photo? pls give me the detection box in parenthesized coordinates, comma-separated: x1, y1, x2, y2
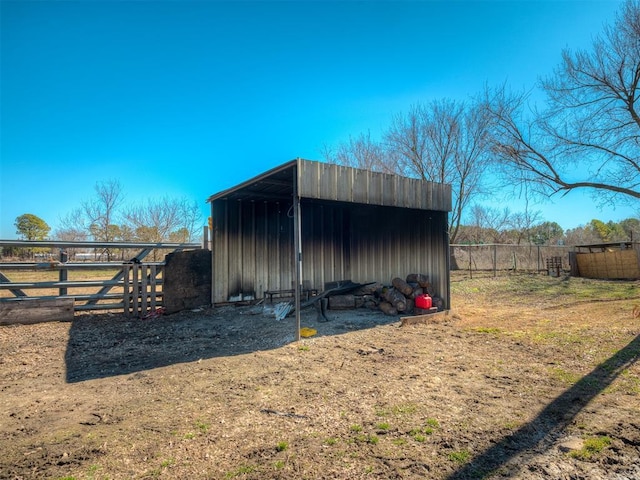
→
(59, 249, 68, 296)
(293, 166, 302, 342)
(202, 225, 209, 251)
(210, 204, 216, 308)
(493, 244, 497, 277)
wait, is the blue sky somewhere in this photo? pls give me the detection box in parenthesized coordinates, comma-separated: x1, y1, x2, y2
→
(1, 0, 637, 239)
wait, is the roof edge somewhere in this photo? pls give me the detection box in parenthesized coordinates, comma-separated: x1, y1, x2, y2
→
(206, 159, 299, 203)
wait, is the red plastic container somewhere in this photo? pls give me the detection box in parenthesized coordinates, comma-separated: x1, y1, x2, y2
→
(415, 294, 432, 309)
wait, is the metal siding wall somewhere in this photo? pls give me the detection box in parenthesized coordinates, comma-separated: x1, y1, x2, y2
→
(212, 201, 230, 302)
(212, 199, 295, 303)
(213, 198, 450, 308)
(297, 159, 451, 212)
(352, 168, 369, 204)
(348, 206, 450, 307)
(299, 203, 350, 289)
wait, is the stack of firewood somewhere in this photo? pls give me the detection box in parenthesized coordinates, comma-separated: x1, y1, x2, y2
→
(324, 274, 443, 315)
(376, 274, 442, 316)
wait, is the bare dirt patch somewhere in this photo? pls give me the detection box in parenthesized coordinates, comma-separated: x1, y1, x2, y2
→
(1, 273, 639, 479)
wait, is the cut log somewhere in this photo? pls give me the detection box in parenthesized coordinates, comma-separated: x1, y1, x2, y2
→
(363, 295, 378, 309)
(328, 294, 356, 310)
(352, 282, 383, 296)
(432, 296, 444, 311)
(0, 298, 74, 325)
(391, 277, 413, 297)
(411, 287, 424, 299)
(406, 273, 430, 288)
(378, 301, 398, 316)
(383, 288, 407, 312)
(404, 297, 415, 314)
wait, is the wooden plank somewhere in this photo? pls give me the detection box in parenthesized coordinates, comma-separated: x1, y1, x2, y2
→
(141, 265, 148, 313)
(123, 264, 131, 314)
(0, 298, 74, 325)
(400, 310, 451, 327)
(328, 294, 356, 310)
(150, 265, 157, 311)
(132, 264, 139, 315)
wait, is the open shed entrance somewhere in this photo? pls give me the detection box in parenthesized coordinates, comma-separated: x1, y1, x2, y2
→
(207, 159, 452, 337)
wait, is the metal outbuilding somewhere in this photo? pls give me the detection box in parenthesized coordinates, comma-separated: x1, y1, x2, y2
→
(207, 159, 452, 328)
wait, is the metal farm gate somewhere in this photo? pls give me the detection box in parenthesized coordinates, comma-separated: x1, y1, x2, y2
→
(0, 240, 201, 322)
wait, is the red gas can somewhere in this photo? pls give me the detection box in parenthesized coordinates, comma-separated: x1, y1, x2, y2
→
(415, 294, 432, 309)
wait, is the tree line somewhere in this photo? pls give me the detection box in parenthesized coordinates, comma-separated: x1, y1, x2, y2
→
(454, 204, 640, 246)
(9, 179, 202, 259)
(323, 0, 640, 243)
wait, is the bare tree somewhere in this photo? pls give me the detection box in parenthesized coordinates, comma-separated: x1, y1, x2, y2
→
(565, 225, 601, 246)
(55, 209, 89, 260)
(385, 100, 493, 242)
(56, 209, 87, 240)
(487, 0, 640, 203)
(321, 131, 393, 173)
(467, 205, 512, 243)
(82, 179, 124, 242)
(123, 196, 202, 243)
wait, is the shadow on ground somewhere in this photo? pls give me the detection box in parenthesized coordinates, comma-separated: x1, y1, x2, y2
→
(446, 333, 640, 479)
(64, 304, 398, 383)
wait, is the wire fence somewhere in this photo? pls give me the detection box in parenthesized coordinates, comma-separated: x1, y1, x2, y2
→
(451, 244, 572, 278)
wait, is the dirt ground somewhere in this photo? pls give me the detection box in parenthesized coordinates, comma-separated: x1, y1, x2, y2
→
(1, 273, 639, 480)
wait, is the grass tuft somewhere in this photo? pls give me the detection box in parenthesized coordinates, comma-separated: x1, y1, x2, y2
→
(448, 450, 471, 463)
(570, 436, 612, 460)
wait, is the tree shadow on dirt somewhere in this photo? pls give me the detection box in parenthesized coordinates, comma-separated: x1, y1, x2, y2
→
(64, 305, 398, 383)
(446, 333, 640, 479)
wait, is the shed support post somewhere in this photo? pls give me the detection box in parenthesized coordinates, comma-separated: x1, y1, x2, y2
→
(210, 202, 216, 308)
(293, 167, 302, 342)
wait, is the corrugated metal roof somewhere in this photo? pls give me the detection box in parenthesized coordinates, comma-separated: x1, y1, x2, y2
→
(207, 159, 451, 212)
(206, 160, 297, 203)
